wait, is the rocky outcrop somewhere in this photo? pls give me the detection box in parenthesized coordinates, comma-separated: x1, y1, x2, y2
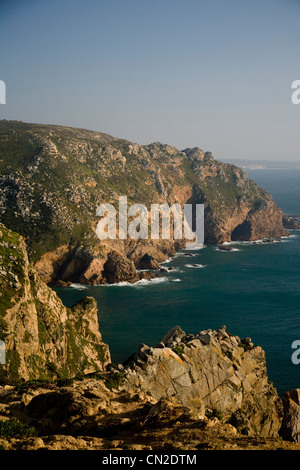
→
(282, 214, 300, 230)
(102, 251, 139, 284)
(34, 238, 179, 286)
(137, 253, 161, 270)
(124, 325, 283, 437)
(0, 254, 297, 456)
(279, 389, 300, 442)
(231, 200, 288, 241)
(0, 223, 110, 383)
(0, 325, 295, 450)
(0, 374, 297, 451)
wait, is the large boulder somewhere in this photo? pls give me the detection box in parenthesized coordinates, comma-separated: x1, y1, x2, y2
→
(137, 253, 161, 270)
(103, 251, 139, 284)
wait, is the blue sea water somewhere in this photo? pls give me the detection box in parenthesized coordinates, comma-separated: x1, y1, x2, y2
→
(53, 168, 300, 395)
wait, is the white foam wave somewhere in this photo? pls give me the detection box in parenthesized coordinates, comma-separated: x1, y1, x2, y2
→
(163, 267, 182, 273)
(103, 276, 169, 287)
(183, 245, 205, 251)
(216, 247, 240, 252)
(69, 283, 88, 290)
(185, 263, 207, 268)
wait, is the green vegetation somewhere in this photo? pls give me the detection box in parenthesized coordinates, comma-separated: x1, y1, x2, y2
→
(5, 350, 21, 383)
(0, 419, 37, 438)
(104, 371, 125, 391)
(0, 318, 8, 341)
(188, 370, 195, 384)
(173, 346, 184, 359)
(205, 408, 223, 421)
(238, 342, 254, 352)
(0, 224, 26, 311)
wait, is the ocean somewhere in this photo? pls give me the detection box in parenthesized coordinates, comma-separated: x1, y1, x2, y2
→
(53, 168, 300, 396)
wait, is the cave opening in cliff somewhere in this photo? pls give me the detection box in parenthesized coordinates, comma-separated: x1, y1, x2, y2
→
(231, 220, 252, 241)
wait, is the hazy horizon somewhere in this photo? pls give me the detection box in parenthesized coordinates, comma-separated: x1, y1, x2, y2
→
(1, 0, 300, 161)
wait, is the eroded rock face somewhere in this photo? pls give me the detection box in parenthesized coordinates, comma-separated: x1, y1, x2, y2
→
(0, 223, 110, 383)
(124, 326, 283, 437)
(280, 389, 300, 442)
(282, 214, 300, 230)
(102, 251, 139, 284)
(0, 375, 293, 451)
(34, 238, 180, 286)
(231, 200, 287, 241)
(137, 253, 161, 270)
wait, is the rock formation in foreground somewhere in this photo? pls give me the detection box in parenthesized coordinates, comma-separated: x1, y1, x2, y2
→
(0, 324, 299, 450)
(0, 223, 110, 383)
(124, 325, 282, 438)
(279, 389, 300, 443)
(0, 120, 289, 285)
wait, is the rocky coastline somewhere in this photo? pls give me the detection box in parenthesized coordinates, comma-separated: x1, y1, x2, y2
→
(0, 120, 290, 287)
(0, 121, 299, 450)
(1, 223, 300, 450)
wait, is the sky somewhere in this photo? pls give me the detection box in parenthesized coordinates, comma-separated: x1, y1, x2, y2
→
(0, 0, 300, 161)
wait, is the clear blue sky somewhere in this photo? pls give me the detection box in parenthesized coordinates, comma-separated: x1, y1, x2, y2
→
(1, 0, 300, 160)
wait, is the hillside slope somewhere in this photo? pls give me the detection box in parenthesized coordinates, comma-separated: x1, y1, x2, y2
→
(0, 120, 288, 284)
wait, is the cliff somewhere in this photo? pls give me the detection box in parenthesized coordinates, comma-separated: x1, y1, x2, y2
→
(0, 223, 110, 383)
(0, 120, 289, 285)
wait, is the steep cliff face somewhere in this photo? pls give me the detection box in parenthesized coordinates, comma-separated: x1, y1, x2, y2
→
(0, 120, 288, 285)
(0, 223, 110, 383)
(185, 149, 288, 244)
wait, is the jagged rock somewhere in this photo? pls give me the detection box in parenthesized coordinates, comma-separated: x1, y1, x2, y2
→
(137, 254, 161, 270)
(124, 326, 283, 437)
(102, 251, 139, 284)
(282, 214, 300, 230)
(197, 333, 211, 345)
(218, 245, 233, 251)
(138, 271, 158, 281)
(0, 323, 298, 450)
(231, 200, 287, 242)
(160, 326, 186, 347)
(280, 389, 300, 442)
